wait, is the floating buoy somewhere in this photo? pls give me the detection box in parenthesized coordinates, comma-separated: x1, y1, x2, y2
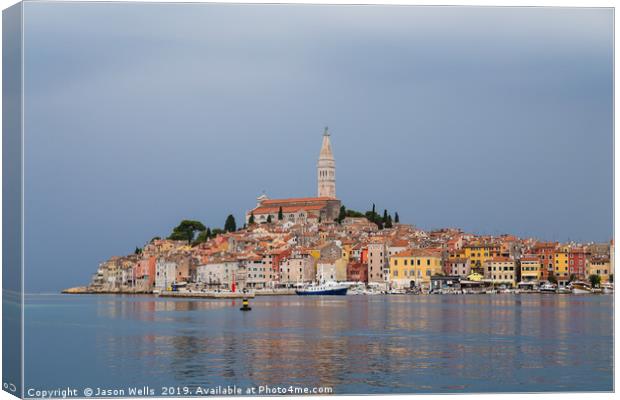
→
(240, 297, 252, 311)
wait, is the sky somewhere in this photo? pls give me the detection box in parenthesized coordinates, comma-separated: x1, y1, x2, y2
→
(22, 3, 613, 291)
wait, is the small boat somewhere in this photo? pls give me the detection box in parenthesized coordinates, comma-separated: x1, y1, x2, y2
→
(602, 283, 614, 294)
(556, 287, 571, 294)
(295, 281, 348, 296)
(539, 282, 557, 293)
(570, 281, 592, 294)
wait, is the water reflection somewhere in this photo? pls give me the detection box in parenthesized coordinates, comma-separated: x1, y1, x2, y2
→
(24, 294, 613, 394)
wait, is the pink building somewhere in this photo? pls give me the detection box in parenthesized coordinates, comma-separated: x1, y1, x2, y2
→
(135, 256, 156, 288)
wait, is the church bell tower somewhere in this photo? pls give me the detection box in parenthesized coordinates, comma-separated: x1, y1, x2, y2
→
(317, 127, 336, 198)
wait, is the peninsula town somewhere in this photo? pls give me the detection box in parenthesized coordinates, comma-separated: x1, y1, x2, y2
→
(69, 129, 614, 296)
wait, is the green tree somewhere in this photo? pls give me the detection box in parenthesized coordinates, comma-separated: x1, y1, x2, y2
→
(383, 209, 388, 224)
(267, 215, 272, 223)
(568, 273, 577, 283)
(385, 215, 393, 229)
(589, 274, 601, 288)
(548, 273, 558, 284)
(192, 230, 209, 246)
(206, 227, 212, 238)
(337, 205, 346, 224)
(278, 207, 283, 220)
(318, 216, 322, 223)
(345, 209, 364, 218)
(394, 212, 400, 224)
(249, 212, 255, 225)
(224, 214, 237, 232)
(610, 274, 614, 283)
(212, 228, 226, 236)
(134, 247, 143, 255)
(150, 236, 161, 243)
(168, 220, 206, 244)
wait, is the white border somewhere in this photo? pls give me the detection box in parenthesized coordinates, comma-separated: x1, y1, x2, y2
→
(0, 1, 616, 400)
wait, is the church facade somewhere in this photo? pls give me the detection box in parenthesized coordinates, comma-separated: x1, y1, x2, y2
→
(247, 128, 341, 224)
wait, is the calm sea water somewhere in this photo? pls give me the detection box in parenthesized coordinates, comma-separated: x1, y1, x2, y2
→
(24, 294, 613, 395)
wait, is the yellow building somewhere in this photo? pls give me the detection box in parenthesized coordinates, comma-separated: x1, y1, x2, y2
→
(463, 242, 501, 272)
(587, 257, 612, 284)
(389, 248, 443, 289)
(520, 256, 542, 282)
(554, 246, 569, 282)
(484, 257, 516, 287)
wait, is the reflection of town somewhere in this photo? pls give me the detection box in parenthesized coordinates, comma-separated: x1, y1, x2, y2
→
(78, 129, 614, 297)
(93, 294, 611, 391)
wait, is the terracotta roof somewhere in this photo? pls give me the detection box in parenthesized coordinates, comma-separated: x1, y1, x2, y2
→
(261, 197, 335, 205)
(251, 204, 325, 215)
(392, 248, 442, 258)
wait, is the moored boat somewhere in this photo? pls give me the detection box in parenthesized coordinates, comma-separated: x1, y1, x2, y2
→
(539, 282, 557, 293)
(296, 281, 348, 296)
(602, 282, 614, 294)
(570, 281, 592, 294)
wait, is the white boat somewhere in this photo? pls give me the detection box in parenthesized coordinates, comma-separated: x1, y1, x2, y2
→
(570, 281, 592, 294)
(539, 282, 557, 293)
(602, 283, 614, 294)
(296, 281, 348, 296)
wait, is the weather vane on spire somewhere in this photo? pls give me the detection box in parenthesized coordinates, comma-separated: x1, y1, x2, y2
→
(324, 126, 330, 136)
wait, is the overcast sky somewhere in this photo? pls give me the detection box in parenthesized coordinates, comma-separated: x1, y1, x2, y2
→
(22, 3, 612, 291)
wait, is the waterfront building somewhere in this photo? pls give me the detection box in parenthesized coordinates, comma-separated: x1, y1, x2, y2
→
(446, 258, 471, 278)
(196, 259, 246, 290)
(317, 256, 338, 282)
(554, 246, 570, 285)
(484, 257, 516, 287)
(587, 256, 612, 283)
(568, 247, 588, 280)
(242, 254, 270, 289)
(389, 248, 443, 289)
(346, 261, 368, 282)
(155, 258, 178, 290)
(135, 256, 156, 289)
(463, 242, 501, 273)
(367, 240, 388, 284)
(519, 256, 542, 282)
(279, 250, 315, 286)
(531, 242, 558, 281)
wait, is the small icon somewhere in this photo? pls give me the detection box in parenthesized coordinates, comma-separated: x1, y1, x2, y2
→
(84, 388, 93, 397)
(3, 383, 16, 392)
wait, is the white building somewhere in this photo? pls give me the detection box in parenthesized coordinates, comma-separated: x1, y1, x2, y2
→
(196, 260, 246, 290)
(155, 258, 178, 290)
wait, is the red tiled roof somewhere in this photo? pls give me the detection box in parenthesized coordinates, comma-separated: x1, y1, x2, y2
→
(251, 204, 325, 215)
(261, 197, 335, 205)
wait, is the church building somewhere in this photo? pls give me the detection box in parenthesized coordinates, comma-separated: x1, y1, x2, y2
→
(246, 128, 341, 224)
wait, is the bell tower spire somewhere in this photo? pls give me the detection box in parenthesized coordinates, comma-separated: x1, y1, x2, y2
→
(317, 127, 336, 198)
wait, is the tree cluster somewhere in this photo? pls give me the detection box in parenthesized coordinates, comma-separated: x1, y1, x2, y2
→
(165, 214, 239, 247)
